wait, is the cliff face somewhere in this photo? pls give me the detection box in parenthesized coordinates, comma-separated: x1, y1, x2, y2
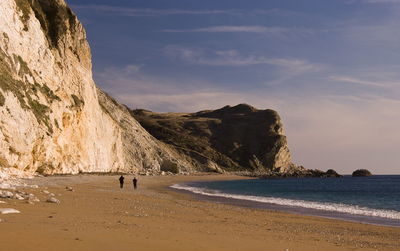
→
(131, 104, 294, 173)
(0, 0, 194, 177)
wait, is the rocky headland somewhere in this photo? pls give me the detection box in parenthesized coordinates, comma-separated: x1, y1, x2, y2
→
(132, 105, 294, 174)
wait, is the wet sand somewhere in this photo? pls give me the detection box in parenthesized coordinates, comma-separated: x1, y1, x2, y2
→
(0, 174, 399, 250)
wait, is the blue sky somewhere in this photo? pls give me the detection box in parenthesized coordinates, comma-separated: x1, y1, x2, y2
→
(67, 0, 400, 174)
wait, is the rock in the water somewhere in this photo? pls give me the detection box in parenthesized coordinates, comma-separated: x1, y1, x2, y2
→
(259, 166, 343, 178)
(46, 197, 60, 204)
(0, 208, 20, 214)
(325, 169, 342, 178)
(352, 169, 372, 177)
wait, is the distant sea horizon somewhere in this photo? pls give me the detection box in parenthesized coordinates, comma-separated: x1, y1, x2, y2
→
(171, 175, 400, 227)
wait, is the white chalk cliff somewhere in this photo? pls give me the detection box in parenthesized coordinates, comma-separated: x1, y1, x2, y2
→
(0, 0, 194, 177)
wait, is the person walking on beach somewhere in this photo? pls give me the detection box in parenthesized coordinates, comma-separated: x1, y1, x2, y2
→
(133, 177, 138, 189)
(119, 175, 125, 189)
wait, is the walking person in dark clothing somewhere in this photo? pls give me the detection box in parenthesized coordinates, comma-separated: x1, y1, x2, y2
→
(119, 175, 125, 188)
(132, 177, 138, 189)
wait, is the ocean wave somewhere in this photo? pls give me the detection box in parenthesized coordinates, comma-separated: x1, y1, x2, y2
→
(170, 184, 400, 220)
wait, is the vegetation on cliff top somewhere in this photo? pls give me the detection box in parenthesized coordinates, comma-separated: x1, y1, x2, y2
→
(14, 0, 31, 31)
(15, 0, 78, 49)
(29, 0, 77, 48)
(71, 94, 84, 108)
(0, 49, 30, 109)
(0, 91, 5, 106)
(0, 48, 55, 133)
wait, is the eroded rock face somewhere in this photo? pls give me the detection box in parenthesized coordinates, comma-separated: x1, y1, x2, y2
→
(131, 104, 295, 173)
(0, 0, 194, 177)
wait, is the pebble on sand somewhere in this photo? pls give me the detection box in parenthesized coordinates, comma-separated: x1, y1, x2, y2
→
(0, 190, 14, 198)
(0, 208, 20, 214)
(65, 186, 74, 192)
(13, 194, 25, 200)
(46, 197, 60, 204)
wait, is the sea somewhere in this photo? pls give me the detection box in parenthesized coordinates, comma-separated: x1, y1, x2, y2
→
(171, 175, 400, 227)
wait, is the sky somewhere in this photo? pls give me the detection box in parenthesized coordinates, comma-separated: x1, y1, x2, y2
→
(66, 0, 400, 174)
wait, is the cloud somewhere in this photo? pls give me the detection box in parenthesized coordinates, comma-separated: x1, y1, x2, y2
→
(70, 5, 304, 18)
(336, 0, 400, 50)
(346, 0, 400, 3)
(95, 64, 271, 112)
(162, 26, 315, 37)
(343, 22, 400, 49)
(115, 92, 257, 112)
(329, 76, 390, 88)
(163, 45, 322, 86)
(163, 26, 288, 33)
(164, 45, 321, 72)
(361, 0, 400, 3)
(70, 5, 232, 17)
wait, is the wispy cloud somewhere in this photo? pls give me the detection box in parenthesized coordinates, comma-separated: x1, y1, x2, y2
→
(329, 76, 390, 88)
(361, 0, 400, 3)
(70, 5, 229, 16)
(163, 26, 286, 33)
(346, 0, 400, 4)
(95, 64, 263, 112)
(163, 45, 321, 86)
(162, 26, 315, 36)
(343, 22, 400, 49)
(164, 45, 321, 72)
(70, 5, 306, 18)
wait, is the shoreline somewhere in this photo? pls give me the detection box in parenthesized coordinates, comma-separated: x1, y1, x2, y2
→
(0, 174, 399, 250)
(170, 179, 400, 228)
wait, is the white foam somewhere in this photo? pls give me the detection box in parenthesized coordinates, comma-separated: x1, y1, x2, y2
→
(171, 184, 400, 220)
(0, 208, 20, 214)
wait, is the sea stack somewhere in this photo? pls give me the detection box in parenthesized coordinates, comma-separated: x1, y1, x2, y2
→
(352, 169, 372, 177)
(325, 169, 342, 178)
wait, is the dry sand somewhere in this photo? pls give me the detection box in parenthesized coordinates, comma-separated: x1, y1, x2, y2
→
(0, 174, 399, 251)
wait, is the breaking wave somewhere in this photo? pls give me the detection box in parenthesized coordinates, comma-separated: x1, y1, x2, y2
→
(171, 183, 400, 220)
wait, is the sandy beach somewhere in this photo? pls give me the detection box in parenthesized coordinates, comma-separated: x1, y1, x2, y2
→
(0, 174, 399, 251)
